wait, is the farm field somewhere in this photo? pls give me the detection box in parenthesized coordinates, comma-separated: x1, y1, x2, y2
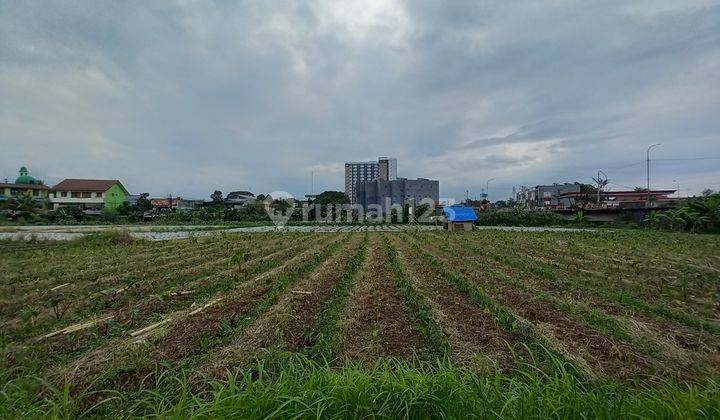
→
(1, 230, 719, 418)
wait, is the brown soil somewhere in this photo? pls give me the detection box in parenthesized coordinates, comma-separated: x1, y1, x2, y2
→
(389, 236, 516, 368)
(332, 234, 422, 364)
(460, 238, 720, 376)
(8, 235, 304, 349)
(411, 235, 661, 379)
(146, 235, 342, 362)
(198, 235, 365, 377)
(49, 235, 341, 389)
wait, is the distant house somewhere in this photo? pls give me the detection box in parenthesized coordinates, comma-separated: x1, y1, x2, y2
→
(225, 191, 255, 208)
(0, 167, 50, 203)
(150, 197, 203, 211)
(516, 183, 583, 208)
(50, 179, 129, 213)
(442, 206, 477, 231)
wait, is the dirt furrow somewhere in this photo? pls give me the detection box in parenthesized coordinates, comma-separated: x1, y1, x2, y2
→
(332, 234, 422, 364)
(389, 236, 515, 367)
(0, 235, 298, 342)
(52, 234, 346, 391)
(407, 234, 662, 379)
(198, 235, 366, 377)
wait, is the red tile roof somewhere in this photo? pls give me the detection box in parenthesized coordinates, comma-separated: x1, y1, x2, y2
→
(52, 179, 126, 193)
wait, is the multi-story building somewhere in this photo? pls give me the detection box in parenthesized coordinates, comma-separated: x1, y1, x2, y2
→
(50, 179, 129, 213)
(378, 157, 397, 181)
(0, 167, 50, 204)
(516, 183, 583, 208)
(355, 177, 439, 214)
(345, 161, 379, 203)
(345, 157, 397, 203)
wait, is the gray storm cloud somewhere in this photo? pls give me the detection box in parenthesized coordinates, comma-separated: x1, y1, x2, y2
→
(1, 0, 719, 200)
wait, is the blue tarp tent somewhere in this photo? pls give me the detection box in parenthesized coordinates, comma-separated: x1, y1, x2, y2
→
(442, 206, 478, 222)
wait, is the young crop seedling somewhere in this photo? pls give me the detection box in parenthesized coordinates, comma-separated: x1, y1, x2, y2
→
(230, 249, 248, 271)
(44, 293, 68, 320)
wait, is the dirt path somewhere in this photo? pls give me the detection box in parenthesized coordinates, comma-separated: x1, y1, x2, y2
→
(332, 234, 422, 364)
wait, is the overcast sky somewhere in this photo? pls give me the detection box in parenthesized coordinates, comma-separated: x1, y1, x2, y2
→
(2, 0, 719, 201)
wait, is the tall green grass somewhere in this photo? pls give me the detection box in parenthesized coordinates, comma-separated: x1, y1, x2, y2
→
(2, 355, 718, 419)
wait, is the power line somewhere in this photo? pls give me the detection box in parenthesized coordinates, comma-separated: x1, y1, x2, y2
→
(654, 157, 720, 162)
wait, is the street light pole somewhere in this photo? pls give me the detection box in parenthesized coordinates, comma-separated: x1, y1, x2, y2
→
(646, 144, 661, 207)
(485, 178, 495, 203)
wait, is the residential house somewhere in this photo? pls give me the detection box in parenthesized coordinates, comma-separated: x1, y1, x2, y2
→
(50, 179, 129, 213)
(225, 191, 256, 208)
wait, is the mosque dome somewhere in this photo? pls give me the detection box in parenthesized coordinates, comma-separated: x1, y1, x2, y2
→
(15, 167, 37, 184)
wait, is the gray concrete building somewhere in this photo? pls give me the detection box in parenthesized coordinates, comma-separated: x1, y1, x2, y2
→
(516, 183, 582, 208)
(355, 177, 439, 214)
(344, 157, 398, 203)
(378, 157, 397, 181)
(345, 161, 378, 204)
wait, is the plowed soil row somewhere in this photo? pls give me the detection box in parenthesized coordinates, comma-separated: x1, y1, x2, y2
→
(389, 236, 516, 367)
(332, 234, 423, 364)
(199, 234, 367, 377)
(454, 235, 720, 376)
(401, 232, 659, 379)
(2, 234, 303, 344)
(55, 234, 348, 391)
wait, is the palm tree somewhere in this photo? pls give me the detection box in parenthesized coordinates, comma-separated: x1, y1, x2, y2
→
(5, 193, 37, 220)
(686, 195, 720, 232)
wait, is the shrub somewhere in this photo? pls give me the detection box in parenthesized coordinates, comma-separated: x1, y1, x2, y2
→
(646, 193, 720, 234)
(476, 209, 569, 227)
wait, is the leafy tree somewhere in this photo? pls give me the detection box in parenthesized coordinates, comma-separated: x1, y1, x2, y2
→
(54, 205, 84, 223)
(493, 200, 509, 209)
(572, 184, 597, 210)
(135, 193, 153, 212)
(685, 194, 720, 231)
(271, 199, 292, 213)
(311, 191, 350, 206)
(211, 190, 224, 203)
(647, 193, 720, 233)
(3, 194, 38, 220)
(308, 191, 350, 221)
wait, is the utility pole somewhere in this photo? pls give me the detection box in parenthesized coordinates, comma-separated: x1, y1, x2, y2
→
(593, 171, 608, 207)
(646, 144, 661, 207)
(485, 178, 495, 203)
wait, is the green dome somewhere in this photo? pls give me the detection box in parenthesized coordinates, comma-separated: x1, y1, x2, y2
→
(15, 166, 37, 185)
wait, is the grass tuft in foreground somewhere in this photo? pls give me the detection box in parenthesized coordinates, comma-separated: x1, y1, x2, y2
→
(2, 354, 719, 419)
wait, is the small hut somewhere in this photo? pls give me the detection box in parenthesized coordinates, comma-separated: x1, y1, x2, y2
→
(442, 205, 477, 231)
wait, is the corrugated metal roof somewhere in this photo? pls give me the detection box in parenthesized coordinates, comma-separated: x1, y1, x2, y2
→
(443, 206, 477, 222)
